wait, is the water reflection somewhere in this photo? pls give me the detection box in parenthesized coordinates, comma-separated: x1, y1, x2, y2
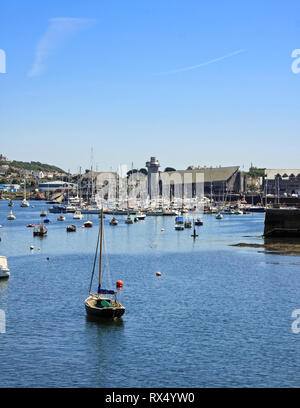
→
(85, 314, 125, 328)
(0, 278, 8, 309)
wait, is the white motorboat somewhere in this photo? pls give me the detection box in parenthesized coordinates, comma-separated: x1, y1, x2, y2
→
(0, 256, 10, 278)
(135, 211, 146, 220)
(73, 210, 83, 220)
(7, 210, 16, 220)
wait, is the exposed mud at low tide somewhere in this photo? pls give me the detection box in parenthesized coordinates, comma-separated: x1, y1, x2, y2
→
(231, 238, 300, 255)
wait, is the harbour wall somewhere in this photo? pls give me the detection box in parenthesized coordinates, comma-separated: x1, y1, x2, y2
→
(264, 208, 300, 238)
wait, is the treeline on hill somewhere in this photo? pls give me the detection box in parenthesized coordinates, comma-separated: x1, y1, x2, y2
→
(0, 160, 66, 174)
(246, 166, 265, 178)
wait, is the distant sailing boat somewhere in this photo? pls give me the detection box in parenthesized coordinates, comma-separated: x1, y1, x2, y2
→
(191, 220, 198, 238)
(20, 180, 29, 207)
(84, 209, 125, 318)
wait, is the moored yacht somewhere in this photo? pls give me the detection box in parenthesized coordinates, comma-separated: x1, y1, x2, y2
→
(0, 256, 10, 279)
(7, 210, 16, 220)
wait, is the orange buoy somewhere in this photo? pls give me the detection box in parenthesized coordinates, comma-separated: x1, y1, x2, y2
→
(156, 271, 161, 276)
(116, 280, 123, 288)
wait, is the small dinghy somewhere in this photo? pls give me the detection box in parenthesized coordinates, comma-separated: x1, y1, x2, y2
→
(57, 215, 66, 221)
(110, 217, 118, 226)
(125, 213, 133, 224)
(184, 219, 192, 228)
(84, 220, 93, 228)
(195, 218, 203, 226)
(66, 224, 76, 232)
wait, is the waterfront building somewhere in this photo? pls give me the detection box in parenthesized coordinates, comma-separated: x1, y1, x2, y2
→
(0, 184, 20, 192)
(90, 157, 246, 205)
(164, 166, 244, 199)
(263, 169, 300, 196)
(144, 156, 245, 202)
(38, 181, 77, 192)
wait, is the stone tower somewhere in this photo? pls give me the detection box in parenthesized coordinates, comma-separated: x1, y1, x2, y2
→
(145, 156, 160, 200)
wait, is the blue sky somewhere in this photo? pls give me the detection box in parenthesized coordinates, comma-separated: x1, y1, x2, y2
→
(1, 0, 300, 173)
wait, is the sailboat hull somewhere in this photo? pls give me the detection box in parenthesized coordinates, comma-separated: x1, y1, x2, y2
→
(84, 296, 125, 319)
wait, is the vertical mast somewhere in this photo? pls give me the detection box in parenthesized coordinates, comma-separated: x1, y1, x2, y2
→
(91, 147, 94, 205)
(98, 208, 104, 293)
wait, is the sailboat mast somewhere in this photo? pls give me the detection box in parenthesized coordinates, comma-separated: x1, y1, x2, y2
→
(98, 208, 104, 293)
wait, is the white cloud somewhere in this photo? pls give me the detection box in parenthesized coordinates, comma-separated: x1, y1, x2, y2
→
(28, 17, 95, 77)
(155, 49, 245, 75)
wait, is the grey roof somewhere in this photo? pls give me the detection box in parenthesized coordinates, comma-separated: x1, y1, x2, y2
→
(163, 166, 239, 183)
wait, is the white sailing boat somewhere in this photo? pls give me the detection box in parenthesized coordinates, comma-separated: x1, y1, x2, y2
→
(20, 180, 29, 207)
(7, 210, 16, 220)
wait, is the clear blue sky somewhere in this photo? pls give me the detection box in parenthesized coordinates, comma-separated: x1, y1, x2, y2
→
(1, 0, 300, 173)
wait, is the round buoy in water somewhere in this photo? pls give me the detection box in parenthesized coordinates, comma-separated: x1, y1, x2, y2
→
(161, 228, 165, 232)
(116, 280, 123, 288)
(46, 257, 50, 261)
(156, 271, 161, 276)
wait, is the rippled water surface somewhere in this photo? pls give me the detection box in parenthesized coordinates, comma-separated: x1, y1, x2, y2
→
(1, 201, 300, 387)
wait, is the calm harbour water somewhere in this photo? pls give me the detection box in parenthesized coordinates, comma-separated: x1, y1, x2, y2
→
(1, 201, 300, 387)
